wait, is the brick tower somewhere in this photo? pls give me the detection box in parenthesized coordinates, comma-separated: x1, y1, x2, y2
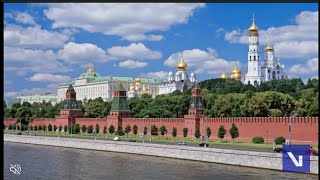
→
(184, 84, 204, 138)
(107, 83, 132, 129)
(56, 84, 83, 127)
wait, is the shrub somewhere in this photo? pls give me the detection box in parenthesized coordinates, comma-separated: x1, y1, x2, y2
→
(38, 125, 42, 131)
(30, 125, 33, 130)
(53, 125, 57, 131)
(48, 124, 52, 131)
(59, 125, 62, 132)
(34, 125, 38, 131)
(63, 125, 68, 133)
(42, 125, 47, 132)
(275, 136, 286, 145)
(87, 125, 93, 134)
(252, 136, 264, 144)
(9, 124, 13, 130)
(82, 125, 87, 133)
(13, 124, 16, 130)
(115, 126, 124, 136)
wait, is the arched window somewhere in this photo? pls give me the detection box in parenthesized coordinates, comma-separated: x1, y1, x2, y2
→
(254, 80, 258, 86)
(248, 81, 251, 85)
(254, 56, 256, 60)
(250, 56, 251, 60)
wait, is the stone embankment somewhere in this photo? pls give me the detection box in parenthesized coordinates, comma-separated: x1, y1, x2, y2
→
(4, 134, 318, 174)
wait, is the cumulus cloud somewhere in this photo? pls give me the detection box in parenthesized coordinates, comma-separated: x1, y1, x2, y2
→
(118, 60, 148, 69)
(106, 43, 162, 60)
(15, 12, 37, 25)
(224, 11, 318, 59)
(140, 71, 168, 81)
(58, 42, 107, 64)
(288, 58, 318, 75)
(4, 46, 69, 75)
(164, 48, 240, 76)
(44, 3, 205, 41)
(28, 73, 71, 83)
(4, 83, 59, 98)
(4, 24, 71, 49)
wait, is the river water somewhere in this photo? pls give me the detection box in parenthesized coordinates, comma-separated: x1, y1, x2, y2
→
(4, 142, 317, 180)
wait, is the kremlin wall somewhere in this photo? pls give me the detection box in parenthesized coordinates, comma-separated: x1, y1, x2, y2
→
(4, 84, 318, 145)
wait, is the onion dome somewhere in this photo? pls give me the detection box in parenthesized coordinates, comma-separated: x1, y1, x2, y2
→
(244, 72, 248, 80)
(135, 76, 141, 83)
(87, 67, 94, 73)
(177, 55, 187, 71)
(231, 65, 241, 80)
(264, 44, 274, 52)
(220, 72, 228, 79)
(130, 83, 134, 87)
(248, 14, 259, 37)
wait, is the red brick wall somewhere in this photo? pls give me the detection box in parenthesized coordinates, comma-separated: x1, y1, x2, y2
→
(4, 117, 318, 144)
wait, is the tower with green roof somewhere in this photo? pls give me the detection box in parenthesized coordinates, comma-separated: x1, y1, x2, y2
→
(56, 85, 83, 127)
(107, 83, 132, 129)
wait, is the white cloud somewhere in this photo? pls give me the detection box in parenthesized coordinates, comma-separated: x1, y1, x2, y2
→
(4, 24, 71, 49)
(58, 42, 107, 64)
(4, 83, 59, 98)
(15, 12, 36, 25)
(224, 11, 318, 59)
(164, 48, 240, 76)
(28, 73, 71, 83)
(4, 46, 69, 75)
(106, 43, 162, 61)
(118, 60, 148, 69)
(44, 3, 205, 41)
(288, 58, 318, 75)
(141, 71, 168, 81)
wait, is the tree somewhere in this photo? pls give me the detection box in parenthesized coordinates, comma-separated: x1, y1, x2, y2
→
(82, 125, 87, 133)
(206, 127, 211, 139)
(48, 124, 52, 131)
(133, 125, 138, 138)
(64, 125, 68, 134)
(87, 125, 93, 134)
(183, 128, 188, 140)
(15, 107, 33, 125)
(38, 125, 42, 131)
(9, 124, 13, 130)
(116, 125, 124, 136)
(75, 124, 80, 134)
(42, 125, 47, 133)
(151, 125, 158, 140)
(59, 125, 62, 132)
(109, 125, 115, 137)
(53, 125, 57, 131)
(160, 126, 167, 139)
(269, 109, 282, 117)
(172, 127, 177, 140)
(308, 100, 319, 117)
(218, 125, 226, 142)
(143, 126, 147, 135)
(229, 123, 239, 143)
(103, 126, 107, 134)
(194, 128, 201, 139)
(95, 124, 100, 134)
(124, 125, 131, 137)
(33, 125, 37, 131)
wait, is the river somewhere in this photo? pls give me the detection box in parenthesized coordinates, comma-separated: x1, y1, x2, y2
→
(4, 142, 317, 180)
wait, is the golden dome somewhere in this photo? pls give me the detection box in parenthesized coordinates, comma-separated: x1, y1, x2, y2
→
(220, 72, 228, 79)
(130, 83, 134, 86)
(231, 65, 241, 75)
(248, 15, 259, 36)
(135, 76, 141, 83)
(177, 55, 187, 71)
(264, 44, 274, 52)
(244, 72, 248, 80)
(231, 65, 241, 80)
(232, 72, 242, 80)
(87, 67, 94, 73)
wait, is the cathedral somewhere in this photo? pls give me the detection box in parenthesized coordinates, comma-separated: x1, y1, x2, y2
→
(159, 56, 197, 95)
(220, 16, 287, 85)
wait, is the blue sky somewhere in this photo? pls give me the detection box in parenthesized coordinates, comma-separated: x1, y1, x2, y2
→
(4, 3, 318, 98)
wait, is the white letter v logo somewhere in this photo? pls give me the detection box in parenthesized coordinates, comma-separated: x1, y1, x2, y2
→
(287, 152, 303, 167)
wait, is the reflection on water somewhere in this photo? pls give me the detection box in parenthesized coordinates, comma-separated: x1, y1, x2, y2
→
(4, 142, 317, 180)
